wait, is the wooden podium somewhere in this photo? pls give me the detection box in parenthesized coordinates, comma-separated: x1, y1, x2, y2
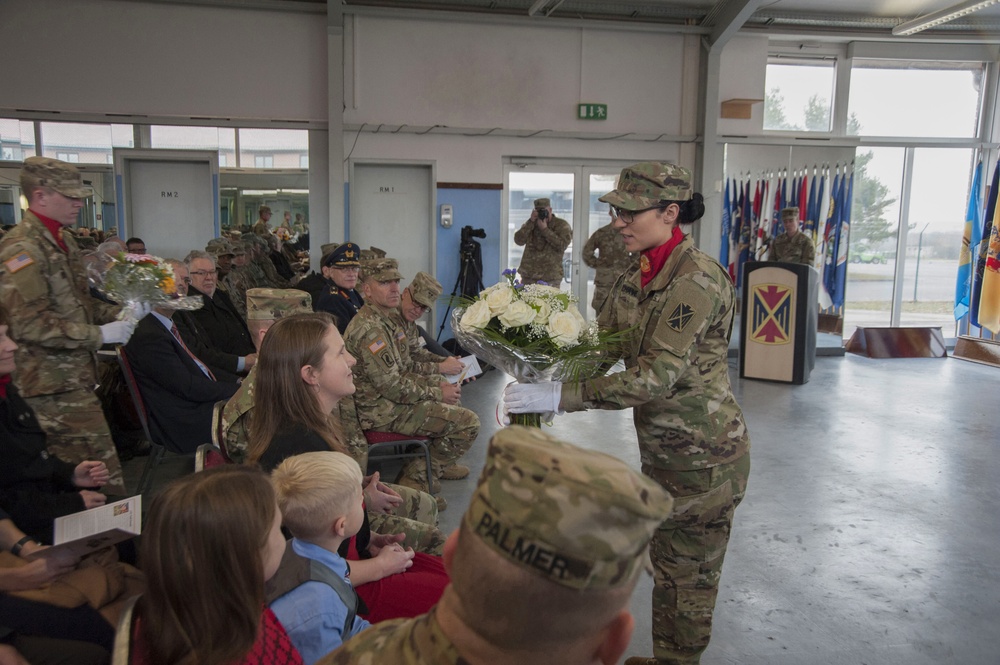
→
(739, 262, 818, 384)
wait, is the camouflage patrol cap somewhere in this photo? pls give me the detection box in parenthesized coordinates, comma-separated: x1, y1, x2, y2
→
(781, 207, 799, 221)
(408, 271, 442, 307)
(231, 241, 247, 256)
(323, 242, 361, 268)
(320, 242, 341, 257)
(259, 205, 272, 215)
(246, 288, 312, 321)
(205, 237, 236, 257)
(464, 426, 673, 591)
(361, 257, 403, 283)
(599, 162, 693, 210)
(21, 157, 94, 199)
(534, 198, 551, 209)
(359, 246, 388, 262)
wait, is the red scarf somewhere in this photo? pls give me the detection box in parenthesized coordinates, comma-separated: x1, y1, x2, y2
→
(0, 375, 10, 399)
(30, 210, 70, 253)
(640, 226, 685, 288)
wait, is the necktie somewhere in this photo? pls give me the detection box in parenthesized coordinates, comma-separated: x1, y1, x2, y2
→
(170, 323, 216, 380)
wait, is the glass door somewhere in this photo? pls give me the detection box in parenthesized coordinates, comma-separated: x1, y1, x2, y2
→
(504, 166, 625, 321)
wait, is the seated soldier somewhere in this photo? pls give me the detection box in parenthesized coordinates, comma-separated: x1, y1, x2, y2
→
(398, 271, 463, 374)
(295, 242, 341, 309)
(322, 426, 674, 665)
(124, 259, 238, 454)
(344, 258, 480, 507)
(268, 452, 372, 663)
(220, 289, 444, 556)
(315, 243, 364, 334)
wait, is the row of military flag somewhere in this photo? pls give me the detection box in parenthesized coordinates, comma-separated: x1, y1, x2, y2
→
(955, 160, 1000, 334)
(720, 165, 854, 309)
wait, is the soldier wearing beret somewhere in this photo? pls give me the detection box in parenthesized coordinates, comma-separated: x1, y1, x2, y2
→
(344, 258, 481, 510)
(506, 163, 751, 665)
(316, 242, 365, 333)
(322, 426, 674, 665)
(768, 206, 815, 265)
(220, 288, 444, 554)
(514, 197, 573, 286)
(398, 271, 464, 375)
(0, 157, 135, 494)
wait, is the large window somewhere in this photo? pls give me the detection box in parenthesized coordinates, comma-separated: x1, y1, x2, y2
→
(150, 126, 236, 167)
(763, 57, 836, 132)
(847, 60, 983, 138)
(239, 129, 307, 170)
(0, 119, 35, 161)
(40, 122, 133, 165)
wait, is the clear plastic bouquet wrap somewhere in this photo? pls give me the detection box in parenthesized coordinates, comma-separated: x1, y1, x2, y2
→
(98, 253, 203, 324)
(452, 269, 627, 426)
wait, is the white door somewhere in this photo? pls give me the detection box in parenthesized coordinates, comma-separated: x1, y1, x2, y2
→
(350, 162, 435, 288)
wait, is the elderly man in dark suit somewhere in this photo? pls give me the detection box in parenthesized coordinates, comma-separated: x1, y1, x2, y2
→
(123, 260, 238, 454)
(175, 251, 257, 379)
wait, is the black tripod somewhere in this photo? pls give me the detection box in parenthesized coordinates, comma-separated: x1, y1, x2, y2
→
(437, 236, 484, 341)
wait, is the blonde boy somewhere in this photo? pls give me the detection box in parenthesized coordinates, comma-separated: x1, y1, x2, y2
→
(268, 452, 371, 664)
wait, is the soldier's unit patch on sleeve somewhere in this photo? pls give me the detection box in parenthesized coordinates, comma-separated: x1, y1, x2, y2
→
(4, 252, 34, 274)
(666, 303, 695, 333)
(368, 338, 387, 354)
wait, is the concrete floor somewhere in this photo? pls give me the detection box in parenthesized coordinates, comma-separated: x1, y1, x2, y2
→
(128, 354, 1000, 665)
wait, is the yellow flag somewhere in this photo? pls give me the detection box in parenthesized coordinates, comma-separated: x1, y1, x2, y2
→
(978, 221, 1000, 333)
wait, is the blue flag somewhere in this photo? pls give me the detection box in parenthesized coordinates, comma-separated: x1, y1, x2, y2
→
(721, 179, 731, 268)
(970, 162, 998, 328)
(823, 172, 842, 303)
(955, 161, 983, 320)
(805, 171, 818, 236)
(831, 170, 853, 308)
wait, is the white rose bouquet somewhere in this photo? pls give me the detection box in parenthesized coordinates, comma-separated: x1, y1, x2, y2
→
(453, 269, 626, 427)
(98, 253, 203, 324)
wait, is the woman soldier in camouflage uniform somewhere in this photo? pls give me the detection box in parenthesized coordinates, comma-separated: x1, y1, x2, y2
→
(505, 162, 751, 665)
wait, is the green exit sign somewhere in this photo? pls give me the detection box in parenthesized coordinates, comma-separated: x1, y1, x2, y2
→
(577, 103, 607, 120)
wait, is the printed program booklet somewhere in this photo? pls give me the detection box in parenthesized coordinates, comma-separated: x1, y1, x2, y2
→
(29, 495, 141, 559)
(446, 355, 483, 384)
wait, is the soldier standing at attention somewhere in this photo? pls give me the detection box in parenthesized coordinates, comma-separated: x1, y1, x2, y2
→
(344, 258, 480, 511)
(0, 157, 140, 494)
(322, 426, 674, 665)
(513, 197, 572, 286)
(505, 163, 751, 665)
(583, 206, 634, 312)
(768, 206, 815, 265)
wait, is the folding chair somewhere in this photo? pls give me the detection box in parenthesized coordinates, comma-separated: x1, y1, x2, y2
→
(111, 594, 139, 665)
(115, 345, 194, 494)
(337, 394, 435, 495)
(195, 443, 228, 472)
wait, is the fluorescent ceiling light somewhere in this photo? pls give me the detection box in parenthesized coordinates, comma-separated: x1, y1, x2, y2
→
(892, 0, 1000, 35)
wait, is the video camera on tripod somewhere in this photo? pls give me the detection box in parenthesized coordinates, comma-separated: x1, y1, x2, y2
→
(461, 225, 486, 255)
(438, 225, 487, 341)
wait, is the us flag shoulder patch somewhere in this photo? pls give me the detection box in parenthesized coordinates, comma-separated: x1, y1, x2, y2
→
(4, 252, 34, 274)
(368, 338, 387, 354)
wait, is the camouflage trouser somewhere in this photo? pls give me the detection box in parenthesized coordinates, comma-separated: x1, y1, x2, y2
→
(643, 454, 750, 665)
(369, 481, 445, 556)
(25, 389, 127, 495)
(382, 402, 480, 483)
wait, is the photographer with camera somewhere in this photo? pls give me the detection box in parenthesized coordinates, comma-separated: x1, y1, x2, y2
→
(513, 197, 572, 285)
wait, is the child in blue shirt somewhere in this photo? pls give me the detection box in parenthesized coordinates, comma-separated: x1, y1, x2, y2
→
(269, 451, 371, 664)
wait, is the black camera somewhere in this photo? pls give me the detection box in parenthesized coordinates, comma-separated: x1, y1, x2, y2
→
(461, 225, 486, 242)
(536, 208, 550, 220)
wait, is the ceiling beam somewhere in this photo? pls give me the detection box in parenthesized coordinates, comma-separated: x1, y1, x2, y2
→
(703, 0, 763, 47)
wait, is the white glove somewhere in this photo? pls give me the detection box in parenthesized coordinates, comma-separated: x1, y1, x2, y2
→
(100, 320, 136, 345)
(128, 301, 153, 320)
(503, 381, 563, 415)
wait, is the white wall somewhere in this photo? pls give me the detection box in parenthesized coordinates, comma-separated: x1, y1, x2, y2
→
(0, 0, 328, 122)
(346, 15, 685, 137)
(718, 36, 769, 136)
